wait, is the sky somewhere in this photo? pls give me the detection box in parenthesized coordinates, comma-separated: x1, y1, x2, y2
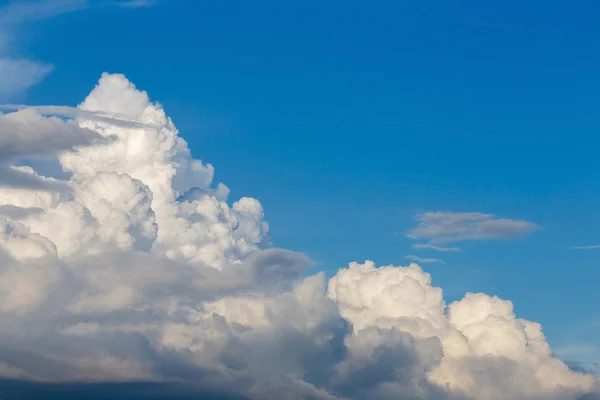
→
(0, 0, 599, 398)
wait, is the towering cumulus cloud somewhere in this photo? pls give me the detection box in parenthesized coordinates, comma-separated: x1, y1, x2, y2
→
(0, 73, 596, 400)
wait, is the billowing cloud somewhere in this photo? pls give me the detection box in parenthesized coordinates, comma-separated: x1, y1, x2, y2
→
(0, 73, 595, 400)
(408, 211, 538, 251)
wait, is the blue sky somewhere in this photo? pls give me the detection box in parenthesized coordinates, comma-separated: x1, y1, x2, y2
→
(4, 0, 600, 363)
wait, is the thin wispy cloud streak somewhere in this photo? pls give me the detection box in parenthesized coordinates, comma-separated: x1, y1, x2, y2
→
(412, 243, 461, 252)
(406, 255, 445, 264)
(113, 0, 157, 7)
(567, 245, 600, 250)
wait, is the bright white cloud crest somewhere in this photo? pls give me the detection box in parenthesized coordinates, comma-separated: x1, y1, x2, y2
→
(0, 74, 596, 399)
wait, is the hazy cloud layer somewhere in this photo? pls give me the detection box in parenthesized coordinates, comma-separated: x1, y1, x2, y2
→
(0, 59, 53, 99)
(0, 73, 595, 400)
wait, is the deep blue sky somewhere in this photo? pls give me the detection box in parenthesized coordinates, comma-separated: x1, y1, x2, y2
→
(16, 0, 600, 360)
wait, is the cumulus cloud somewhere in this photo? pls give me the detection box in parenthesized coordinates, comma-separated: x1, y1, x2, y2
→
(0, 73, 595, 400)
(408, 211, 538, 251)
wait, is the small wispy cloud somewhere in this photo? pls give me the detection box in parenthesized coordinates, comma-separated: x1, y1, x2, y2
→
(407, 211, 537, 249)
(0, 0, 155, 99)
(412, 243, 461, 252)
(0, 0, 85, 98)
(567, 244, 600, 250)
(112, 0, 157, 8)
(406, 255, 444, 264)
(0, 59, 53, 99)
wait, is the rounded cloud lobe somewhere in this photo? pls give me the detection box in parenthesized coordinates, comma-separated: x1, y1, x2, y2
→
(0, 73, 596, 400)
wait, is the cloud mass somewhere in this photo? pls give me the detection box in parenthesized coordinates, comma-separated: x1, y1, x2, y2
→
(0, 73, 595, 400)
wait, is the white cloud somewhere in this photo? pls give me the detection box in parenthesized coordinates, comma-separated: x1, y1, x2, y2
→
(327, 261, 597, 399)
(0, 104, 163, 129)
(0, 74, 595, 400)
(406, 255, 444, 264)
(412, 243, 461, 252)
(407, 211, 538, 250)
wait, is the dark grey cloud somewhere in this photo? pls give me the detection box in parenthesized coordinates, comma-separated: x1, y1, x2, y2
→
(0, 205, 43, 219)
(0, 108, 104, 190)
(0, 379, 249, 400)
(0, 109, 103, 159)
(0, 166, 71, 191)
